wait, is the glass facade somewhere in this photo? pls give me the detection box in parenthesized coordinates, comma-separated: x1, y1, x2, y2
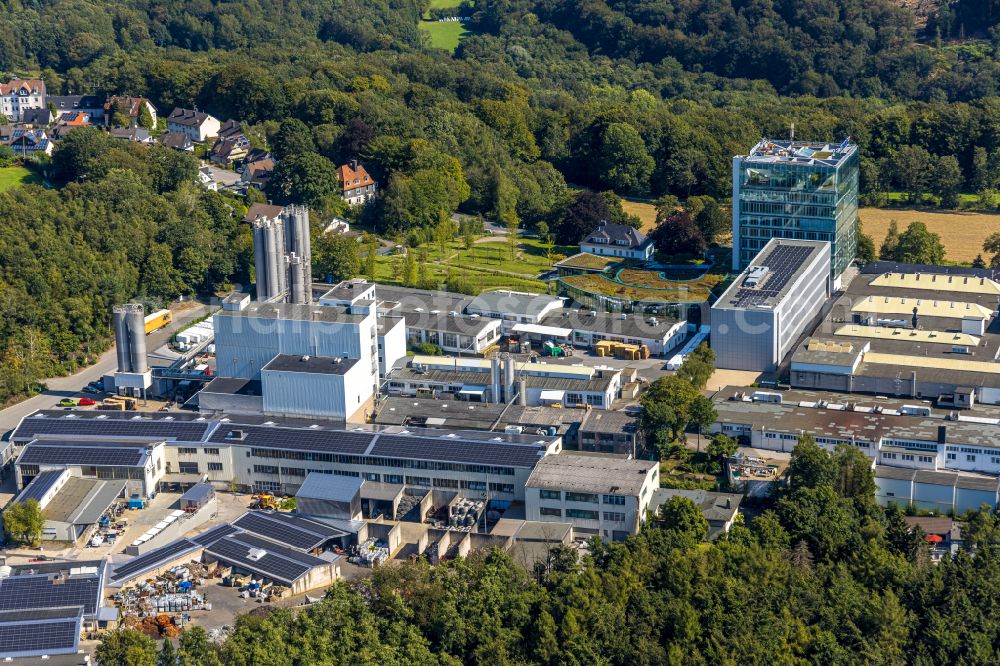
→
(733, 148, 858, 278)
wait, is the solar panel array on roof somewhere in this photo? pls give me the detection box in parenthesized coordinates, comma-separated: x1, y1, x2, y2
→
(18, 443, 148, 467)
(233, 512, 335, 551)
(0, 607, 82, 623)
(0, 617, 79, 657)
(191, 523, 240, 547)
(205, 534, 325, 586)
(110, 539, 200, 583)
(731, 244, 815, 308)
(208, 424, 373, 454)
(14, 469, 64, 504)
(12, 414, 211, 442)
(0, 576, 100, 616)
(370, 434, 545, 468)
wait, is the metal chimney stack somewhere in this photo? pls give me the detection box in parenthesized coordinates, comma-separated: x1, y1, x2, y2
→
(124, 303, 148, 374)
(517, 379, 527, 406)
(112, 305, 132, 373)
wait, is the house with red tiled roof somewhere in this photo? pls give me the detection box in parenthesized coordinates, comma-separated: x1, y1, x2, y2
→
(104, 96, 157, 128)
(0, 77, 46, 122)
(337, 160, 376, 205)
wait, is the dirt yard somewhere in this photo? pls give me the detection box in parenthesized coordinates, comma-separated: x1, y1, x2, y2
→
(860, 207, 1000, 263)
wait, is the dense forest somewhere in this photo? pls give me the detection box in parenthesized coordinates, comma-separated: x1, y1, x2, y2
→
(95, 439, 1000, 665)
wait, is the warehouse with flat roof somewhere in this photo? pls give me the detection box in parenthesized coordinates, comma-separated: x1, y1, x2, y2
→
(712, 239, 831, 372)
(791, 262, 1000, 406)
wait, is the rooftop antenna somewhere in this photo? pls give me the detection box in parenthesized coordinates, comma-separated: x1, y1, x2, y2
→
(789, 122, 795, 142)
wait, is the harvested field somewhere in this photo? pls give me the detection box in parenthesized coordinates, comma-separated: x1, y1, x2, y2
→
(860, 208, 1000, 264)
(621, 199, 658, 232)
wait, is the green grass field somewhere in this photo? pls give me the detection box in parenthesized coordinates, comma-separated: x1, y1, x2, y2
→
(419, 20, 474, 51)
(0, 166, 42, 192)
(369, 237, 559, 294)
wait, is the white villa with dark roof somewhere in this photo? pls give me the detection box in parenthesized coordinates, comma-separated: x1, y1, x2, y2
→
(166, 107, 221, 142)
(579, 221, 655, 260)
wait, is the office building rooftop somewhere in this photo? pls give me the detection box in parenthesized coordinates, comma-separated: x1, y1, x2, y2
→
(744, 137, 857, 167)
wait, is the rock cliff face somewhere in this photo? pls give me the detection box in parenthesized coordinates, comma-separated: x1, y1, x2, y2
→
(895, 0, 943, 29)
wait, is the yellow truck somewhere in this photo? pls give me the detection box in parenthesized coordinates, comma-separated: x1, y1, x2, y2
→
(144, 309, 172, 335)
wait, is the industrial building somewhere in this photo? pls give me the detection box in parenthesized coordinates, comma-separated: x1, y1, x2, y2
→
(110, 303, 152, 396)
(10, 410, 563, 503)
(211, 301, 379, 422)
(465, 290, 566, 334)
(528, 308, 688, 357)
(13, 436, 166, 499)
(711, 239, 831, 372)
(373, 397, 577, 439)
(790, 262, 1000, 406)
(524, 452, 660, 541)
(732, 138, 858, 281)
(0, 559, 116, 661)
(8, 468, 125, 543)
(576, 409, 643, 456)
(387, 355, 625, 409)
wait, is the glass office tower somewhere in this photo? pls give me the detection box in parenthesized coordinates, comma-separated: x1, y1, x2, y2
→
(732, 139, 858, 282)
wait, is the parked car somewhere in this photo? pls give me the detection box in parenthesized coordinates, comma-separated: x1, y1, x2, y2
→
(58, 398, 78, 407)
(78, 397, 96, 406)
(88, 535, 104, 548)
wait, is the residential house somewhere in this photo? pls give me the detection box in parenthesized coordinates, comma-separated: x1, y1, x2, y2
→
(158, 131, 194, 151)
(0, 78, 46, 122)
(650, 488, 743, 539)
(20, 108, 52, 127)
(210, 121, 250, 166)
(6, 128, 52, 156)
(338, 160, 376, 205)
(241, 156, 274, 189)
(110, 127, 153, 144)
(580, 221, 655, 260)
(166, 107, 221, 142)
(104, 96, 157, 128)
(49, 94, 106, 119)
(57, 111, 91, 128)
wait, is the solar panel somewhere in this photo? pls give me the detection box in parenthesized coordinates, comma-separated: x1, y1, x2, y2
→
(208, 424, 373, 455)
(110, 538, 200, 582)
(12, 415, 211, 442)
(14, 469, 64, 503)
(0, 576, 100, 615)
(191, 523, 240, 547)
(205, 535, 322, 585)
(371, 434, 545, 468)
(732, 244, 815, 308)
(0, 617, 79, 656)
(233, 512, 331, 551)
(0, 607, 82, 622)
(18, 444, 148, 467)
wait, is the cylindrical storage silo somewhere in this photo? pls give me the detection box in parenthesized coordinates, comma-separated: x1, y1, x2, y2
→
(112, 306, 132, 373)
(490, 356, 501, 404)
(126, 305, 148, 373)
(518, 379, 527, 406)
(503, 355, 515, 403)
(288, 253, 306, 304)
(252, 221, 269, 301)
(265, 221, 281, 300)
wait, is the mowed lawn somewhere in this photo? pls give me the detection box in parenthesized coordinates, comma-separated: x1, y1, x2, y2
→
(419, 21, 473, 51)
(0, 166, 42, 192)
(860, 208, 1000, 263)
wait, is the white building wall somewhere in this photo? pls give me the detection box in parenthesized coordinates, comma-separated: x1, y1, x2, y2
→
(378, 319, 407, 376)
(261, 359, 373, 421)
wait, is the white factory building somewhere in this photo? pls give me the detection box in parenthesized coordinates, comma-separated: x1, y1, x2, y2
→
(711, 239, 831, 372)
(525, 452, 660, 541)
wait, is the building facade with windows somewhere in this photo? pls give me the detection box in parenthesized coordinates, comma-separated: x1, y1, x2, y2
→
(0, 78, 46, 122)
(732, 138, 858, 281)
(525, 453, 659, 541)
